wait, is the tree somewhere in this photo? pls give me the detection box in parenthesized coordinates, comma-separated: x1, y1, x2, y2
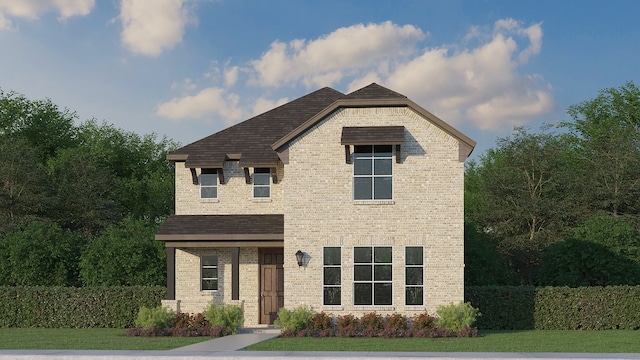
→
(466, 126, 576, 284)
(538, 238, 640, 287)
(0, 89, 78, 160)
(0, 136, 54, 233)
(79, 218, 166, 286)
(0, 219, 83, 286)
(47, 147, 122, 237)
(464, 223, 516, 286)
(562, 81, 640, 216)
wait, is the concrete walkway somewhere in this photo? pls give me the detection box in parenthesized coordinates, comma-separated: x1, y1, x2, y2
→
(171, 327, 280, 352)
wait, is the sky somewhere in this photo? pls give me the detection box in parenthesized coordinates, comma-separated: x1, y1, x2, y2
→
(1, 0, 639, 160)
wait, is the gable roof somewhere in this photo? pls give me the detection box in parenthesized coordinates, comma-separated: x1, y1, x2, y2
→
(167, 83, 476, 165)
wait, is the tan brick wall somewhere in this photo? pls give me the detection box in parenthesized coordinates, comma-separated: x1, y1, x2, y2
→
(175, 160, 284, 215)
(169, 247, 261, 327)
(283, 107, 464, 318)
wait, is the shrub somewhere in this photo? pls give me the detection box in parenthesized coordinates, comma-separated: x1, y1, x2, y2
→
(202, 302, 243, 334)
(134, 306, 174, 330)
(335, 314, 358, 329)
(360, 312, 383, 330)
(308, 311, 333, 331)
(412, 312, 436, 330)
(274, 306, 313, 331)
(436, 302, 480, 332)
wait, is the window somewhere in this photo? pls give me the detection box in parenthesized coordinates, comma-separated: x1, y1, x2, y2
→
(201, 255, 218, 291)
(253, 168, 271, 198)
(323, 247, 341, 305)
(200, 169, 217, 199)
(405, 247, 424, 305)
(354, 246, 392, 305)
(353, 145, 393, 200)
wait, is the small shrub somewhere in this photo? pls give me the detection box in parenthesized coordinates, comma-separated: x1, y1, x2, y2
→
(308, 311, 333, 331)
(274, 306, 313, 331)
(436, 302, 480, 332)
(360, 312, 383, 330)
(385, 313, 408, 332)
(412, 312, 436, 330)
(335, 314, 358, 329)
(202, 302, 243, 334)
(134, 306, 174, 330)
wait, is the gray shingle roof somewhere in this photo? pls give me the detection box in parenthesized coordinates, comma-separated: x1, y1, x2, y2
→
(166, 83, 408, 167)
(166, 82, 476, 165)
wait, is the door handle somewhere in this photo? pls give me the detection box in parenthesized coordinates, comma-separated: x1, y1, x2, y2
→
(260, 291, 264, 298)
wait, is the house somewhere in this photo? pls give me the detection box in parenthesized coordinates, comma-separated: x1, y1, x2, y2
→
(156, 83, 476, 327)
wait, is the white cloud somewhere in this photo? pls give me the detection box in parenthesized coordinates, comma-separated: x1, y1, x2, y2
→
(250, 21, 426, 88)
(156, 87, 246, 124)
(119, 0, 193, 56)
(0, 0, 94, 30)
(224, 66, 239, 87)
(384, 19, 553, 131)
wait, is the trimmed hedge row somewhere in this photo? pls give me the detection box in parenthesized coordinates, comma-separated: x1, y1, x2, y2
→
(0, 286, 165, 328)
(466, 286, 640, 330)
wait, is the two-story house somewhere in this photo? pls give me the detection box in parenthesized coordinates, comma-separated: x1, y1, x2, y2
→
(156, 83, 476, 327)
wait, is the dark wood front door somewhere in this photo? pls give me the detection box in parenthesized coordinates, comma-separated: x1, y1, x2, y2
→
(259, 248, 284, 324)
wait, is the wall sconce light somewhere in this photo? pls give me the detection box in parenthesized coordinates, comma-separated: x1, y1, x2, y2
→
(295, 250, 304, 267)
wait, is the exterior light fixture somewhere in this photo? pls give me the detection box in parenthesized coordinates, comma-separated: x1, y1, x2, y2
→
(295, 250, 304, 267)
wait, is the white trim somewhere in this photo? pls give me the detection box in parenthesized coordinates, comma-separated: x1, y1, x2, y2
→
(322, 246, 342, 306)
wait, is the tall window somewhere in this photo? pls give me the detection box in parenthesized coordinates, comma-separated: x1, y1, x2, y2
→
(353, 145, 393, 200)
(253, 168, 271, 198)
(201, 255, 218, 291)
(323, 247, 341, 305)
(354, 246, 392, 305)
(405, 247, 424, 305)
(200, 169, 217, 199)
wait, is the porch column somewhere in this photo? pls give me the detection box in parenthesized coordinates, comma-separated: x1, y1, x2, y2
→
(232, 247, 239, 300)
(166, 247, 175, 300)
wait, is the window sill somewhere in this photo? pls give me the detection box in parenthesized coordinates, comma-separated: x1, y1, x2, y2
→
(321, 306, 344, 311)
(200, 198, 219, 203)
(353, 306, 396, 311)
(252, 198, 272, 203)
(404, 306, 426, 311)
(353, 200, 395, 205)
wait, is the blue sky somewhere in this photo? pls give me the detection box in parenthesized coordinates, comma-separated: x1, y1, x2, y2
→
(1, 0, 639, 159)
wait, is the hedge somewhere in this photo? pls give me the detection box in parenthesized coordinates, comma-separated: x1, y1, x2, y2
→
(466, 286, 640, 330)
(0, 286, 165, 328)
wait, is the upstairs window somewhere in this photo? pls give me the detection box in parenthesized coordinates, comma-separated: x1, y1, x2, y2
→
(200, 169, 218, 199)
(253, 168, 271, 198)
(353, 145, 393, 200)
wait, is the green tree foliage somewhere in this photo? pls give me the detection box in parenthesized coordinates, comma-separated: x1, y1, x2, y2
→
(0, 219, 83, 286)
(464, 223, 516, 285)
(562, 81, 640, 216)
(572, 215, 640, 262)
(0, 89, 78, 160)
(79, 218, 166, 286)
(538, 238, 640, 287)
(465, 127, 576, 284)
(0, 136, 54, 232)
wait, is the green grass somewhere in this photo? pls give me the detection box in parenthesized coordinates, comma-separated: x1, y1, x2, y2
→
(244, 330, 640, 353)
(0, 328, 210, 350)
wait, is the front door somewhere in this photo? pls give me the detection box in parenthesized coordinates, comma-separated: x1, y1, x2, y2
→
(259, 248, 284, 324)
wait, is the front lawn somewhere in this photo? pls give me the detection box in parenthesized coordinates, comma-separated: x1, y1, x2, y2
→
(244, 330, 640, 353)
(0, 328, 210, 350)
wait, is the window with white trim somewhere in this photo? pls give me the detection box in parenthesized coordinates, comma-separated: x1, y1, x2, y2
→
(353, 145, 393, 200)
(200, 169, 217, 199)
(201, 255, 218, 291)
(354, 246, 392, 305)
(253, 168, 271, 198)
(323, 247, 341, 305)
(405, 246, 424, 305)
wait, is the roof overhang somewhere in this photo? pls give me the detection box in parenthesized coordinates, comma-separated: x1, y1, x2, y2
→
(340, 126, 405, 145)
(156, 214, 284, 247)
